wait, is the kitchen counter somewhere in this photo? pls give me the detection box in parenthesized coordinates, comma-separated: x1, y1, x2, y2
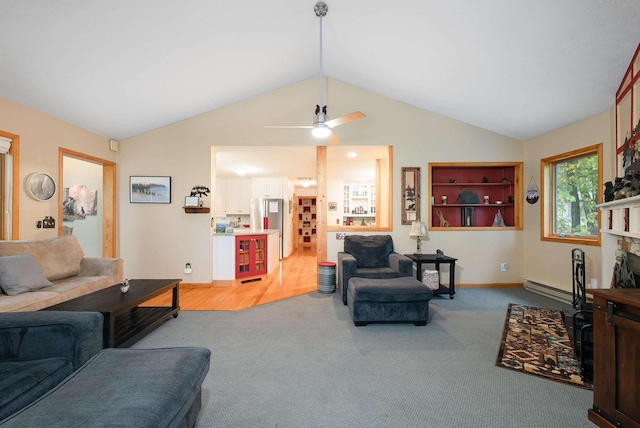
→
(211, 229, 280, 283)
(212, 228, 280, 236)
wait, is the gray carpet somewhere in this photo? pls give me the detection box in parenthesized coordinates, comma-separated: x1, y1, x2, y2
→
(132, 288, 593, 427)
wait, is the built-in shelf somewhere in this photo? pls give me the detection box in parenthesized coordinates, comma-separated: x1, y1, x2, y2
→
(183, 207, 210, 214)
(429, 162, 523, 229)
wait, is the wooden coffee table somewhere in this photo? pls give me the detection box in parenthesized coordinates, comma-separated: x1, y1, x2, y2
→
(45, 279, 180, 348)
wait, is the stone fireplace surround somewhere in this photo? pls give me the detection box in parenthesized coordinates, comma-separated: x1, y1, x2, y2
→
(599, 194, 640, 288)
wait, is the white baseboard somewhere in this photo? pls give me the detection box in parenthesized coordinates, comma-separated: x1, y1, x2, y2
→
(523, 280, 573, 304)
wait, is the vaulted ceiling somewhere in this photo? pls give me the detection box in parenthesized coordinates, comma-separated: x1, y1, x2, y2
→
(1, 1, 639, 141)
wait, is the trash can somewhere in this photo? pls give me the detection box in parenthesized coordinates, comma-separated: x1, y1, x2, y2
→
(318, 262, 336, 294)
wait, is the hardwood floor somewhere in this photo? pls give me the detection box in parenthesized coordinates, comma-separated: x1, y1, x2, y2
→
(144, 246, 320, 310)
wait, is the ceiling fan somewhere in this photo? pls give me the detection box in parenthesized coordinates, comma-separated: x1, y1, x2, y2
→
(265, 2, 366, 145)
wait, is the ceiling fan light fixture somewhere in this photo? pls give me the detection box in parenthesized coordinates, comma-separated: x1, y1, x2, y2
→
(312, 124, 331, 138)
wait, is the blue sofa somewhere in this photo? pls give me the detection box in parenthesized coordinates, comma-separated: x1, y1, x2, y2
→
(0, 311, 210, 427)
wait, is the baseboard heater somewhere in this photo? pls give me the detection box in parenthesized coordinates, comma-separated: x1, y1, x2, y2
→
(523, 280, 573, 304)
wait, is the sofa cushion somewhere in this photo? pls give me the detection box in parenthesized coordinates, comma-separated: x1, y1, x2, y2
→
(0, 254, 53, 296)
(0, 347, 211, 428)
(0, 358, 73, 421)
(0, 236, 84, 281)
(344, 235, 394, 269)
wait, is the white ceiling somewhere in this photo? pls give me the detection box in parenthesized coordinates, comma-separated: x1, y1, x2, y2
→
(1, 1, 639, 142)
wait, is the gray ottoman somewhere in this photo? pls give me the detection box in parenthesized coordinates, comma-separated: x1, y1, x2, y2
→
(347, 277, 433, 326)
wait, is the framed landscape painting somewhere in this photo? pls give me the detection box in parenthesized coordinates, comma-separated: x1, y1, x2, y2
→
(130, 176, 171, 204)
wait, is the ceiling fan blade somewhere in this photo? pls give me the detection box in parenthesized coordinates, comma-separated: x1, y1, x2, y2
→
(327, 131, 340, 145)
(264, 125, 313, 129)
(324, 111, 366, 128)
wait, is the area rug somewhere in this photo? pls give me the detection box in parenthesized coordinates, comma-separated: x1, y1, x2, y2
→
(495, 303, 592, 389)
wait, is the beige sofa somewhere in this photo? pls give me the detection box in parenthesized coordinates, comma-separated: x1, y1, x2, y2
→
(0, 236, 123, 312)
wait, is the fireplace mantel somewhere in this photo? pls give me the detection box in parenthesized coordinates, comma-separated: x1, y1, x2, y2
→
(598, 194, 640, 239)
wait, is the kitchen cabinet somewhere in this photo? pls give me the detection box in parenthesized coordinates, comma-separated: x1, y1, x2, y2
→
(225, 178, 251, 214)
(342, 183, 376, 226)
(251, 177, 284, 199)
(235, 234, 267, 278)
(429, 162, 523, 230)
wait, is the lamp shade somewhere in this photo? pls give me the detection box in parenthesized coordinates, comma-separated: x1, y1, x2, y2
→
(409, 221, 428, 239)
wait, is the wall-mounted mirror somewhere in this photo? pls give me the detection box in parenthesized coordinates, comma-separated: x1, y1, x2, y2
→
(401, 167, 420, 225)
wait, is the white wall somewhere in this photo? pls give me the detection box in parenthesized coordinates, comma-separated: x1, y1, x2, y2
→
(522, 110, 613, 294)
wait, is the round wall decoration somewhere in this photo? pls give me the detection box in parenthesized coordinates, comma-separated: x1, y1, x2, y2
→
(25, 172, 57, 201)
(526, 176, 540, 204)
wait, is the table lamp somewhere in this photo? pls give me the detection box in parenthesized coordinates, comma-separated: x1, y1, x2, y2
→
(409, 221, 429, 254)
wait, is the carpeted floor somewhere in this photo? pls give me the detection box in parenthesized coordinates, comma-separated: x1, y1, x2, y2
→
(495, 303, 591, 389)
(132, 288, 593, 427)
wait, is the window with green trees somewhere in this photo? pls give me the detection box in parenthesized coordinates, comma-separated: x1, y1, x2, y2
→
(541, 144, 602, 246)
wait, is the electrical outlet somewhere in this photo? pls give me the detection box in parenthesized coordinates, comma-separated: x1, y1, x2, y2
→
(500, 263, 508, 272)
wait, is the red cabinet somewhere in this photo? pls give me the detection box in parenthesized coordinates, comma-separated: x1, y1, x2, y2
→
(235, 235, 267, 278)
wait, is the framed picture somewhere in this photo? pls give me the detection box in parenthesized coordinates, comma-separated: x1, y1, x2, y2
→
(401, 167, 420, 225)
(185, 196, 199, 207)
(130, 176, 171, 204)
(328, 201, 337, 211)
(26, 172, 57, 201)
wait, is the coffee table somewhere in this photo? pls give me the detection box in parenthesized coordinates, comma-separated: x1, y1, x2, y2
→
(45, 279, 180, 348)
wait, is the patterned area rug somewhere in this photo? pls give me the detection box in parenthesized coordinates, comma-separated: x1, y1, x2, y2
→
(495, 303, 592, 389)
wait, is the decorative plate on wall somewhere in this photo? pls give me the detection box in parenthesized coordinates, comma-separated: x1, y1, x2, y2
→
(25, 172, 56, 201)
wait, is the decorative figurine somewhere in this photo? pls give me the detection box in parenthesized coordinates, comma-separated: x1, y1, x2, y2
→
(120, 279, 130, 294)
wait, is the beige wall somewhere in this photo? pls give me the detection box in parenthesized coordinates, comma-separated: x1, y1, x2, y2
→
(0, 97, 115, 239)
(522, 109, 614, 294)
(120, 78, 526, 284)
(2, 77, 616, 290)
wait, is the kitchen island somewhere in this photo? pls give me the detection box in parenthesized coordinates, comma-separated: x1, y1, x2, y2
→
(212, 229, 280, 284)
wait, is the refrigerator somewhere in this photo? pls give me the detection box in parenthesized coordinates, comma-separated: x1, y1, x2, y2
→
(250, 198, 284, 260)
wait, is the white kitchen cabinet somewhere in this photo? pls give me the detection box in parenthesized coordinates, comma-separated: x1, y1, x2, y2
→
(251, 177, 284, 199)
(214, 178, 226, 215)
(225, 178, 251, 214)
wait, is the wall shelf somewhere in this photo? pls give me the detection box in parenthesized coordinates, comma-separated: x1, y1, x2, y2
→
(184, 207, 210, 214)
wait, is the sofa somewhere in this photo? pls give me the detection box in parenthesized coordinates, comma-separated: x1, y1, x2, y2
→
(337, 235, 414, 305)
(0, 311, 210, 427)
(0, 236, 123, 312)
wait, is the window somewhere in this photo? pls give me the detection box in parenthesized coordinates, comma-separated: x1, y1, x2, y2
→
(540, 144, 602, 246)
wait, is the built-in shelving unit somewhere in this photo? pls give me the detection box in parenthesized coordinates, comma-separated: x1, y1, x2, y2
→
(429, 162, 523, 230)
(298, 197, 316, 247)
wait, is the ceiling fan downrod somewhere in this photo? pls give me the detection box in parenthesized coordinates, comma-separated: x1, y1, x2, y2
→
(315, 2, 328, 127)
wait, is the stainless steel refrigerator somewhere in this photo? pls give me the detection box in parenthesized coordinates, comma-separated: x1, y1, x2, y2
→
(250, 198, 284, 260)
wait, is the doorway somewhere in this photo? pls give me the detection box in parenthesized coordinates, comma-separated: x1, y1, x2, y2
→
(0, 130, 19, 240)
(59, 148, 117, 257)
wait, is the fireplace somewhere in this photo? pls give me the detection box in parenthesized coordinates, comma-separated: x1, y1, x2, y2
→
(599, 194, 640, 290)
(613, 248, 640, 288)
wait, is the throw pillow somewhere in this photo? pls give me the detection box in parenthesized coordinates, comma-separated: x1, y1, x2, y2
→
(0, 254, 53, 296)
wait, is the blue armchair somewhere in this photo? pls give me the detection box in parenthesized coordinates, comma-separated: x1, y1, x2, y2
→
(338, 235, 413, 305)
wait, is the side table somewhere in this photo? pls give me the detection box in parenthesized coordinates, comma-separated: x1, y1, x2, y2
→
(404, 254, 457, 299)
